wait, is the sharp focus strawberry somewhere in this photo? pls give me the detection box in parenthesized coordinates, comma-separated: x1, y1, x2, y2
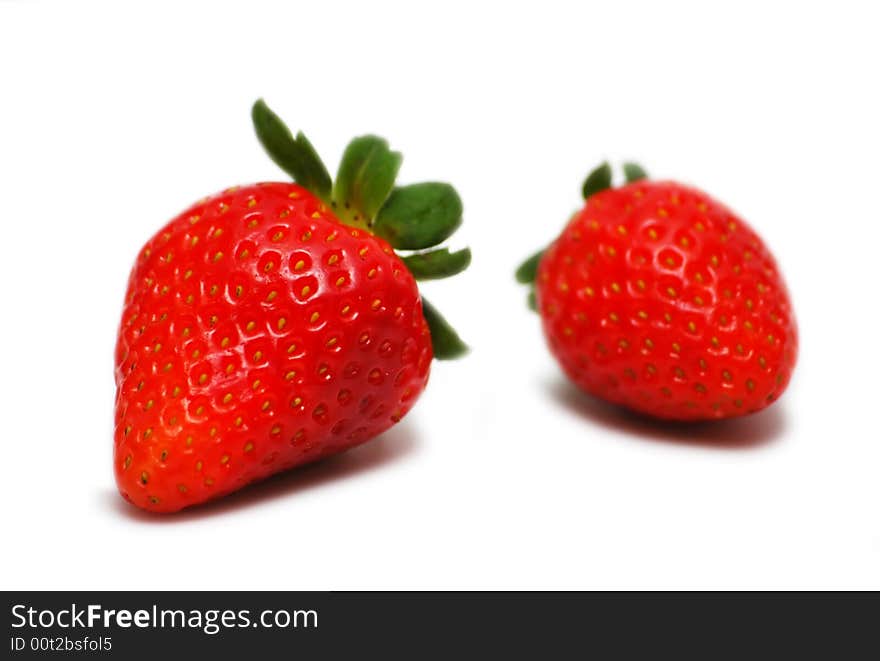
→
(517, 162, 797, 421)
(115, 100, 469, 513)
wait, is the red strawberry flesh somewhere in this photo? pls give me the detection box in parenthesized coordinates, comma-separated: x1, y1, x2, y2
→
(114, 183, 432, 512)
(536, 180, 797, 421)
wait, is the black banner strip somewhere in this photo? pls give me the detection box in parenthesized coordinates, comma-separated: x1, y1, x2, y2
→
(4, 591, 879, 658)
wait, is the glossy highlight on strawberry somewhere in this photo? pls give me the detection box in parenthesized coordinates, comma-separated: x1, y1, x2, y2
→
(518, 164, 797, 421)
(114, 101, 469, 513)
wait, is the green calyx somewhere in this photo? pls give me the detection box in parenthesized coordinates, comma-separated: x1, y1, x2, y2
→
(402, 247, 471, 280)
(514, 249, 544, 285)
(333, 136, 402, 229)
(420, 298, 468, 360)
(622, 162, 647, 183)
(251, 98, 469, 360)
(515, 249, 545, 314)
(251, 99, 333, 201)
(516, 161, 649, 311)
(581, 161, 612, 199)
(374, 183, 462, 250)
(580, 160, 649, 200)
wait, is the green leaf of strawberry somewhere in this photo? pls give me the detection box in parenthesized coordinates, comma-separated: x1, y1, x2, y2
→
(581, 161, 612, 199)
(251, 99, 332, 201)
(623, 162, 648, 183)
(515, 249, 544, 284)
(402, 247, 471, 280)
(515, 249, 545, 311)
(421, 297, 468, 360)
(333, 136, 402, 227)
(374, 182, 463, 250)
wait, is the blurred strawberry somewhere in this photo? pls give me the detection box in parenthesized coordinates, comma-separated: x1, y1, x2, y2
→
(517, 162, 796, 421)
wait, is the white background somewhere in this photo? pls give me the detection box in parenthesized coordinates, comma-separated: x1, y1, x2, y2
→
(1, 0, 878, 590)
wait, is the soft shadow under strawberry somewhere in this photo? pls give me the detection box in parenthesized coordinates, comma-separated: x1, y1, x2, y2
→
(548, 378, 787, 449)
(105, 422, 418, 522)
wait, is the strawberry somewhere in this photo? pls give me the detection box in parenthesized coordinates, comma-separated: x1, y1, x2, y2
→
(115, 100, 469, 513)
(517, 162, 797, 421)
